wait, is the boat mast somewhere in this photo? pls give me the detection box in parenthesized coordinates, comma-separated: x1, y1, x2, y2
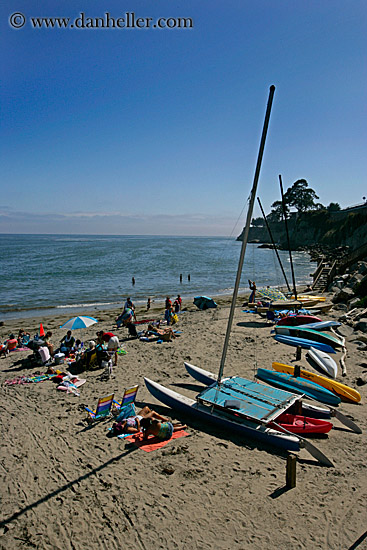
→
(257, 196, 291, 292)
(279, 174, 297, 300)
(217, 85, 275, 384)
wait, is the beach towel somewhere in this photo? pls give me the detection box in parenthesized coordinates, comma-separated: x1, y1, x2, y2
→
(122, 429, 189, 452)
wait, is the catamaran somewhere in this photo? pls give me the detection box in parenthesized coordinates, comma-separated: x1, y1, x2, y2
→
(144, 86, 361, 466)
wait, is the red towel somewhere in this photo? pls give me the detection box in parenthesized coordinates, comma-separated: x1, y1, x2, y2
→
(125, 429, 189, 452)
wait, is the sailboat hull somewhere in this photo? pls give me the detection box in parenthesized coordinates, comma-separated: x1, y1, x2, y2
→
(144, 377, 301, 452)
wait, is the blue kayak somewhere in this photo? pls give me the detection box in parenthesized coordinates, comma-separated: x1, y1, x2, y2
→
(256, 368, 341, 406)
(273, 334, 336, 354)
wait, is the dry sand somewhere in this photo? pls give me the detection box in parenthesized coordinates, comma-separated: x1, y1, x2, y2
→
(0, 295, 366, 550)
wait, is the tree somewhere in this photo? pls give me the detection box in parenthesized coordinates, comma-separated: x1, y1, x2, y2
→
(284, 179, 319, 213)
(251, 217, 264, 227)
(269, 199, 288, 221)
(327, 202, 341, 212)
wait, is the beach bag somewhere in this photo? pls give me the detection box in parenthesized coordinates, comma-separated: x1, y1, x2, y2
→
(171, 314, 179, 325)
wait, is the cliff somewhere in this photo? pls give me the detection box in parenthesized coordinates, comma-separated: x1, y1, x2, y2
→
(239, 208, 367, 251)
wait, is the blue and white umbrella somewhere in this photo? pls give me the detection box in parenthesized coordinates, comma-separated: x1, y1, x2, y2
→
(60, 316, 98, 330)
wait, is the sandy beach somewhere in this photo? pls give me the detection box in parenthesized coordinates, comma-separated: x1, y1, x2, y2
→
(0, 294, 366, 550)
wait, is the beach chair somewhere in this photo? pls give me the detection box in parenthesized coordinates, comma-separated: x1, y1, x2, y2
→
(113, 385, 139, 419)
(85, 394, 114, 424)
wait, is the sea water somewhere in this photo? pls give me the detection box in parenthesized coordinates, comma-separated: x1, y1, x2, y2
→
(0, 234, 316, 320)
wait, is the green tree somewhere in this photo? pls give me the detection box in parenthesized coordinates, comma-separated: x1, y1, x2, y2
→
(269, 199, 288, 221)
(327, 202, 341, 212)
(251, 217, 264, 227)
(284, 179, 319, 213)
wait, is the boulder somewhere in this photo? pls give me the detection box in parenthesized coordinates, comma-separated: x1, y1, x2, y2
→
(358, 261, 367, 276)
(332, 287, 355, 303)
(348, 297, 362, 309)
(355, 318, 367, 333)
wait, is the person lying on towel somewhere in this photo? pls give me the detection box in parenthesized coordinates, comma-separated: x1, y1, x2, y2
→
(140, 418, 187, 441)
(111, 406, 171, 436)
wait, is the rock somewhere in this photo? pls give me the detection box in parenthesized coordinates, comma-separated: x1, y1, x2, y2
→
(355, 318, 367, 333)
(356, 372, 367, 386)
(358, 261, 367, 276)
(332, 287, 355, 303)
(333, 303, 348, 311)
(348, 297, 362, 309)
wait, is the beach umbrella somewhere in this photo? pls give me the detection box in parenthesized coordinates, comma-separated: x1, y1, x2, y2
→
(60, 316, 98, 346)
(60, 316, 98, 330)
(257, 288, 287, 302)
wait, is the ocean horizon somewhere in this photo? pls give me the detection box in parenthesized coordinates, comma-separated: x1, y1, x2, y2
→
(0, 234, 316, 320)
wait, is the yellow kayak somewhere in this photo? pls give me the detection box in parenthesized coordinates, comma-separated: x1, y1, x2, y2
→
(272, 362, 361, 404)
(291, 294, 326, 302)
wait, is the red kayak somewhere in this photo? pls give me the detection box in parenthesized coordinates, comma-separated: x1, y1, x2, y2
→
(276, 314, 322, 327)
(269, 413, 333, 435)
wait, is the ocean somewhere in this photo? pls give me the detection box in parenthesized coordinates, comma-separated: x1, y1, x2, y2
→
(0, 234, 316, 320)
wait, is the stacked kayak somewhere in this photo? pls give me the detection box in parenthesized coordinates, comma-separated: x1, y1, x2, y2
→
(256, 368, 341, 406)
(273, 334, 336, 354)
(274, 325, 344, 350)
(306, 346, 338, 378)
(272, 362, 361, 403)
(276, 315, 322, 326)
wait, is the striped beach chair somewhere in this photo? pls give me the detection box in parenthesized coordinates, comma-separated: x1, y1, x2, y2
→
(113, 385, 139, 419)
(85, 394, 114, 424)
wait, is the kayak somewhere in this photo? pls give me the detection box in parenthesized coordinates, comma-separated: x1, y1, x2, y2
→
(306, 346, 338, 378)
(272, 362, 361, 403)
(273, 334, 336, 354)
(276, 315, 322, 327)
(274, 325, 344, 349)
(269, 413, 333, 435)
(256, 368, 341, 406)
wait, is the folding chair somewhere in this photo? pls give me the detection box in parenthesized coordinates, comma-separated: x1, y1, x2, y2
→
(113, 385, 139, 419)
(85, 394, 114, 424)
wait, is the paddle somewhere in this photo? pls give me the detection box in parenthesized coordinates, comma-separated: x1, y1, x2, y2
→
(328, 408, 362, 434)
(303, 393, 362, 433)
(272, 422, 334, 467)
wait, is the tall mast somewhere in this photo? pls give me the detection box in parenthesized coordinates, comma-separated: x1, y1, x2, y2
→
(217, 85, 275, 384)
(279, 174, 297, 300)
(257, 197, 291, 292)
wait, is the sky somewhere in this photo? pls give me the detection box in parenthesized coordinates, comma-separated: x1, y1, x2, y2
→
(1, 0, 366, 236)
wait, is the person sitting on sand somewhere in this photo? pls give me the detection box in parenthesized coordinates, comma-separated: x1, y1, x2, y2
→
(140, 417, 187, 441)
(60, 330, 75, 355)
(43, 331, 54, 357)
(17, 329, 30, 347)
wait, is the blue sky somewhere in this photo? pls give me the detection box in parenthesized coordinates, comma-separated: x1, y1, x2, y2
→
(1, 0, 366, 235)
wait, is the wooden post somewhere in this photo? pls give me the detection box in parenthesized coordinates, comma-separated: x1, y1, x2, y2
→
(294, 364, 301, 377)
(295, 346, 302, 361)
(286, 453, 297, 488)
